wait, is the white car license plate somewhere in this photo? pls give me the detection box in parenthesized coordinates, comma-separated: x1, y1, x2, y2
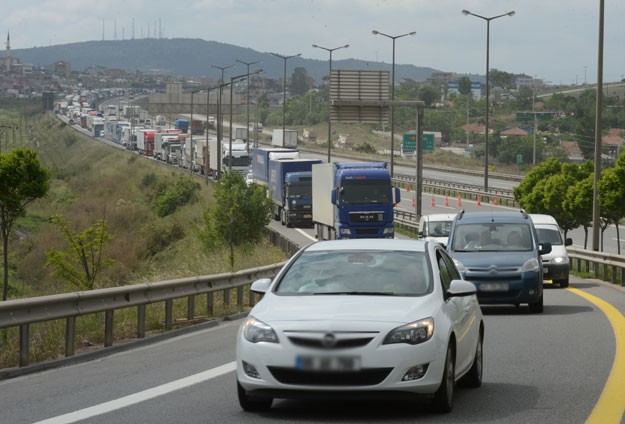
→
(295, 355, 361, 371)
(480, 283, 509, 292)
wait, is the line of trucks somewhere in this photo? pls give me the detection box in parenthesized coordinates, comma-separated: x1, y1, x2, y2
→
(64, 100, 399, 239)
(251, 147, 400, 239)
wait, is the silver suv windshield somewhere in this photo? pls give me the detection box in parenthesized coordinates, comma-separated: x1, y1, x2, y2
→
(452, 223, 533, 252)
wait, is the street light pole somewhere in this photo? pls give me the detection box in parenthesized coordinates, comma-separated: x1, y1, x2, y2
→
(190, 90, 199, 173)
(372, 30, 415, 177)
(236, 59, 262, 151)
(211, 63, 235, 163)
(228, 70, 263, 173)
(270, 52, 301, 144)
(462, 9, 515, 192)
(592, 0, 605, 253)
(312, 43, 349, 163)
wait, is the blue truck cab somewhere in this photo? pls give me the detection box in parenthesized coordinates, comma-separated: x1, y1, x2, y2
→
(268, 159, 321, 227)
(313, 162, 400, 240)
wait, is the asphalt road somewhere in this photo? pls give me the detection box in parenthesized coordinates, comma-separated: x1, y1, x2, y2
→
(1, 276, 623, 423)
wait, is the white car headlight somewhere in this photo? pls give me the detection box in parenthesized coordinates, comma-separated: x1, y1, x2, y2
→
(553, 257, 566, 263)
(521, 258, 540, 273)
(383, 318, 434, 345)
(242, 316, 279, 344)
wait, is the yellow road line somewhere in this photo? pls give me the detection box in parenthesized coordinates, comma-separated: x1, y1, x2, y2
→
(568, 288, 625, 424)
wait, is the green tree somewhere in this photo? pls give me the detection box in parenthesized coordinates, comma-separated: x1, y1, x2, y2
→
(458, 76, 472, 96)
(201, 172, 272, 269)
(513, 157, 562, 208)
(490, 69, 515, 90)
(515, 86, 533, 110)
(563, 174, 593, 247)
(492, 135, 537, 165)
(0, 147, 50, 301)
(290, 67, 309, 97)
(419, 85, 440, 107)
(598, 153, 625, 253)
(256, 93, 270, 125)
(45, 215, 114, 291)
(541, 162, 588, 235)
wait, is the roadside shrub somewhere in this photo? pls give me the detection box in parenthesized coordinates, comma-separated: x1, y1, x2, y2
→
(143, 220, 186, 257)
(153, 175, 199, 217)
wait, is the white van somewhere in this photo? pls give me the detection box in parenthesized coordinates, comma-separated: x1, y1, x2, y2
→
(530, 214, 572, 288)
(418, 213, 456, 247)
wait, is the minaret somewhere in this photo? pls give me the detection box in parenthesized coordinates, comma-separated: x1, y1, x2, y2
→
(5, 32, 10, 52)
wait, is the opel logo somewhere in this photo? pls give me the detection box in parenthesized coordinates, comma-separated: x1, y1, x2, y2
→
(322, 333, 337, 348)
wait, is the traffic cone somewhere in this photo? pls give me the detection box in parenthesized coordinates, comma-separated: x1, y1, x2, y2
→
(457, 194, 462, 207)
(431, 194, 435, 207)
(477, 194, 481, 207)
(494, 194, 498, 206)
(445, 195, 449, 207)
(412, 194, 416, 207)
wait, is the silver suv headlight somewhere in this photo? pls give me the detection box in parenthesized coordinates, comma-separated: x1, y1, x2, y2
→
(521, 258, 540, 273)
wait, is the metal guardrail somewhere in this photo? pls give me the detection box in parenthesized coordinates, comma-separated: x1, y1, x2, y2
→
(0, 228, 298, 369)
(392, 175, 517, 207)
(568, 246, 625, 286)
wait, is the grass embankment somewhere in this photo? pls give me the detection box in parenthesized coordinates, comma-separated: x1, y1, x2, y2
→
(1, 112, 286, 369)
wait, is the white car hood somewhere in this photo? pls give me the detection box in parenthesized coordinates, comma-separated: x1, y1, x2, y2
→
(250, 294, 437, 327)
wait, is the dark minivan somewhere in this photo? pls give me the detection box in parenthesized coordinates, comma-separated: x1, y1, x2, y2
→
(446, 210, 551, 313)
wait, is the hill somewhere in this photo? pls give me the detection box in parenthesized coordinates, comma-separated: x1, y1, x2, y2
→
(6, 112, 286, 298)
(10, 38, 440, 83)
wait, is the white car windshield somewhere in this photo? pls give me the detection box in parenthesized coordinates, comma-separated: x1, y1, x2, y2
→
(275, 250, 431, 296)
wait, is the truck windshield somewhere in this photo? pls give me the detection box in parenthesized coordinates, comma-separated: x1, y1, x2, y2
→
(341, 180, 391, 205)
(288, 184, 312, 198)
(224, 156, 251, 167)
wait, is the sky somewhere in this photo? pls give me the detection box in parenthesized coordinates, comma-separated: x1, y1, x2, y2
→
(2, 0, 625, 86)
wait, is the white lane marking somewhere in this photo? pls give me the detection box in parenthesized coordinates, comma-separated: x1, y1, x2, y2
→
(34, 362, 236, 424)
(296, 227, 317, 242)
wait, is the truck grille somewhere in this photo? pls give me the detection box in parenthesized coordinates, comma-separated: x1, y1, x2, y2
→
(350, 212, 384, 223)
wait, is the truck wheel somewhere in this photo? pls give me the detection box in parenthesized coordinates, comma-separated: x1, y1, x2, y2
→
(280, 209, 286, 226)
(273, 207, 280, 221)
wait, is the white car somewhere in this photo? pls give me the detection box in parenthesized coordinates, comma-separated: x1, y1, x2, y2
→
(419, 213, 457, 247)
(236, 239, 484, 413)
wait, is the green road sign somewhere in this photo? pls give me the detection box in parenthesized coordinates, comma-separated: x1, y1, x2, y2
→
(402, 133, 434, 153)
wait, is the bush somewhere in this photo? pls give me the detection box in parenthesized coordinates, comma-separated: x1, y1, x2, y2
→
(143, 220, 186, 257)
(153, 175, 199, 217)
